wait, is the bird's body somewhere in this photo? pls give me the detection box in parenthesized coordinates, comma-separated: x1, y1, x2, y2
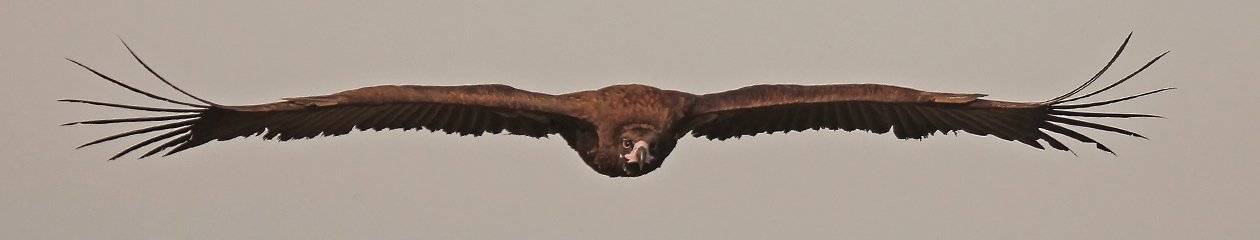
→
(554, 84, 693, 176)
(64, 35, 1170, 177)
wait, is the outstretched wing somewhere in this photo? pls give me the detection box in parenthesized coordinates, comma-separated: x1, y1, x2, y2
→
(63, 44, 590, 160)
(684, 34, 1169, 153)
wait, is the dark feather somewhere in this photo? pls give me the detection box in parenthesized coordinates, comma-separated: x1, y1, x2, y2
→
(1040, 123, 1113, 154)
(1060, 51, 1169, 103)
(1046, 32, 1131, 103)
(119, 39, 219, 106)
(77, 119, 195, 149)
(111, 127, 191, 160)
(1047, 110, 1162, 118)
(63, 114, 199, 126)
(1051, 88, 1174, 109)
(64, 58, 207, 108)
(59, 99, 202, 113)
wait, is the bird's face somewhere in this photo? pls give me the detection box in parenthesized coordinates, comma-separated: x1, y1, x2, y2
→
(618, 127, 663, 176)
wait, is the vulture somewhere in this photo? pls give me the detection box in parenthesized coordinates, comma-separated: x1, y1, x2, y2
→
(63, 35, 1170, 177)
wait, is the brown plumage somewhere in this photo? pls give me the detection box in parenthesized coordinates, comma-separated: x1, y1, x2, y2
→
(63, 35, 1170, 177)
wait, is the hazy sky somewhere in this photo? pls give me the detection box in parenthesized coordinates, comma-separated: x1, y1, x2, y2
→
(3, 1, 1257, 239)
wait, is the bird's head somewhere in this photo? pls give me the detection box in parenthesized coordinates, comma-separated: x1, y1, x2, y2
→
(617, 126, 665, 176)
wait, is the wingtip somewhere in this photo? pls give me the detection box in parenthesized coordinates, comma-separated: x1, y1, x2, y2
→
(162, 143, 194, 157)
(1043, 33, 1135, 104)
(140, 146, 166, 158)
(1100, 145, 1118, 156)
(1150, 51, 1169, 62)
(118, 40, 221, 107)
(1095, 143, 1114, 153)
(118, 37, 137, 54)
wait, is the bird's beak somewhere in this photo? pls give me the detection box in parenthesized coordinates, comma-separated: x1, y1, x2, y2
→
(624, 140, 654, 166)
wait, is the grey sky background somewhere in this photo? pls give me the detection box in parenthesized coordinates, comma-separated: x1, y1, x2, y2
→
(2, 0, 1257, 239)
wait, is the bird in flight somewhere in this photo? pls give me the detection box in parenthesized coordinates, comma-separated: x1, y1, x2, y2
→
(63, 34, 1170, 177)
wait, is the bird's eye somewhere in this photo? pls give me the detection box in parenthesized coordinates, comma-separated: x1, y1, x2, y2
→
(622, 139, 633, 149)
